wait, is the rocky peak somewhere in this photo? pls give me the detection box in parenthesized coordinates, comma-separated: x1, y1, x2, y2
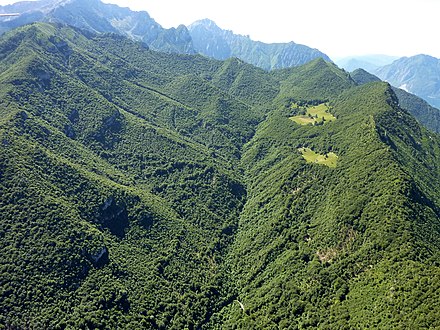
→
(189, 18, 223, 34)
(187, 18, 331, 70)
(0, 0, 195, 54)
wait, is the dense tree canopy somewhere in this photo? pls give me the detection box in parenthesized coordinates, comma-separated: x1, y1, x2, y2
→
(0, 23, 440, 329)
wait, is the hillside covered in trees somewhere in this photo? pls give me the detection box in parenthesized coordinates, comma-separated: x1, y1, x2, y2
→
(1, 23, 440, 329)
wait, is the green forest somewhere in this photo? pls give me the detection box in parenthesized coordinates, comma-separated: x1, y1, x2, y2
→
(1, 23, 440, 329)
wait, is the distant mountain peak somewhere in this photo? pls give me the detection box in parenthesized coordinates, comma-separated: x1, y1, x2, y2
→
(2, 0, 330, 69)
(187, 18, 330, 70)
(189, 18, 219, 28)
(0, 0, 195, 54)
(188, 18, 228, 37)
(412, 53, 437, 59)
(335, 54, 399, 72)
(374, 54, 440, 108)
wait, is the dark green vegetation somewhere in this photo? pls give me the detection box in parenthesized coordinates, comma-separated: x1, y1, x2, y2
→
(1, 23, 440, 329)
(351, 68, 440, 133)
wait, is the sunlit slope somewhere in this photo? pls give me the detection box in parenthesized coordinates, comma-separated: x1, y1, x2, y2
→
(0, 23, 439, 329)
(0, 23, 270, 328)
(216, 82, 440, 329)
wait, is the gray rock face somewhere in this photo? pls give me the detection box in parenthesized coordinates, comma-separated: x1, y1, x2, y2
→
(374, 54, 440, 109)
(98, 197, 129, 238)
(90, 246, 109, 268)
(188, 19, 331, 70)
(0, 0, 195, 54)
(1, 1, 330, 67)
(2, 1, 329, 68)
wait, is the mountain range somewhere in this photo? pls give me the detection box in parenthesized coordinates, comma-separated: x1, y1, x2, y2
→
(336, 54, 440, 111)
(0, 0, 330, 69)
(1, 21, 440, 329)
(3, 0, 440, 110)
(336, 54, 399, 73)
(188, 19, 331, 70)
(0, 0, 195, 54)
(374, 54, 440, 109)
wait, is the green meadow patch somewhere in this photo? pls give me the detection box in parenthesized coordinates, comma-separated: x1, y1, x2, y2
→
(289, 103, 336, 125)
(298, 147, 338, 168)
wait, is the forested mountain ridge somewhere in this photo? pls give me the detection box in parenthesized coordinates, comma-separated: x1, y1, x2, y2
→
(1, 23, 440, 329)
(0, 22, 261, 328)
(216, 81, 440, 328)
(188, 19, 331, 70)
(351, 68, 440, 133)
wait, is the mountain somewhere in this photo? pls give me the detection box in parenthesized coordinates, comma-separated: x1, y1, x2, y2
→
(1, 23, 440, 329)
(349, 68, 382, 85)
(374, 54, 440, 109)
(0, 0, 195, 54)
(188, 19, 331, 70)
(0, 1, 332, 70)
(351, 68, 440, 133)
(336, 54, 398, 72)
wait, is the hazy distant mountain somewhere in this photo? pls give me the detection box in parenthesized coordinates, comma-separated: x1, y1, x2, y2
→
(374, 54, 440, 108)
(188, 19, 331, 70)
(336, 55, 399, 72)
(1, 1, 332, 68)
(351, 68, 440, 133)
(0, 0, 195, 54)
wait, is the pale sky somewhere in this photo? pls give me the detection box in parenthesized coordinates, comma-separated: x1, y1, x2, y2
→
(1, 0, 439, 59)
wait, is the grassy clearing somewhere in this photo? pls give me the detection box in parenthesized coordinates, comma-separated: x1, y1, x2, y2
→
(298, 147, 338, 168)
(289, 103, 336, 126)
(291, 116, 315, 125)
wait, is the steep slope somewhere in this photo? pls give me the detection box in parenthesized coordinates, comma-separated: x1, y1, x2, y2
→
(274, 58, 356, 100)
(0, 22, 274, 329)
(374, 54, 440, 108)
(0, 0, 195, 54)
(214, 81, 440, 329)
(1, 23, 440, 329)
(349, 68, 381, 85)
(351, 69, 440, 133)
(188, 19, 331, 70)
(392, 87, 440, 133)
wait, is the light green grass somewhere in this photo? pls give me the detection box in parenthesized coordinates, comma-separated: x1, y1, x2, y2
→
(291, 116, 315, 125)
(298, 147, 338, 168)
(289, 103, 336, 125)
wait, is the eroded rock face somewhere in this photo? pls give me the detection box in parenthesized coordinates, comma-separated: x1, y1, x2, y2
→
(64, 124, 76, 138)
(188, 19, 331, 70)
(98, 197, 129, 238)
(0, 0, 195, 54)
(28, 67, 52, 90)
(94, 110, 123, 148)
(90, 246, 109, 268)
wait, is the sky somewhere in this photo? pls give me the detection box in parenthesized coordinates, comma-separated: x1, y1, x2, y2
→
(1, 0, 439, 59)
